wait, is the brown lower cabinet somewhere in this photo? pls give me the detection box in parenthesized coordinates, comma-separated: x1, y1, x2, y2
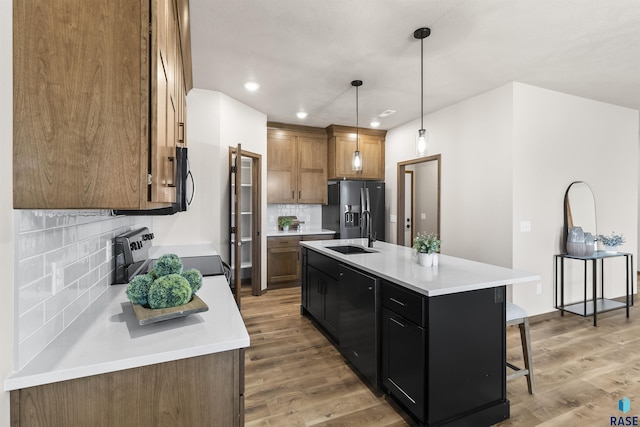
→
(267, 234, 333, 288)
(10, 350, 244, 427)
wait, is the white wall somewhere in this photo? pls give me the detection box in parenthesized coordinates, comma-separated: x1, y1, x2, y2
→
(152, 89, 268, 289)
(386, 82, 639, 317)
(385, 84, 514, 268)
(1, 0, 13, 422)
(512, 83, 639, 316)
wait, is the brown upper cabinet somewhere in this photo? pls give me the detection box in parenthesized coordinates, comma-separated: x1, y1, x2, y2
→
(13, 0, 192, 209)
(267, 123, 328, 204)
(326, 125, 387, 181)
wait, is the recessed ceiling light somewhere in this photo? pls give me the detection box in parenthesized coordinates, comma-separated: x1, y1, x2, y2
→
(296, 111, 308, 119)
(244, 81, 260, 91)
(370, 119, 381, 128)
(379, 109, 396, 117)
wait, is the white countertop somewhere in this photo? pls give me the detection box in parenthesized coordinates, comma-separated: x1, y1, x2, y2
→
(5, 276, 249, 391)
(300, 238, 540, 297)
(266, 228, 336, 237)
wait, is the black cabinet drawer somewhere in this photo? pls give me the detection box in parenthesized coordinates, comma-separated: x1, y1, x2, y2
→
(307, 249, 340, 280)
(381, 281, 426, 327)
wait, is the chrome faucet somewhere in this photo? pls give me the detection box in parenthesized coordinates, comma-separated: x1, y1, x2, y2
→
(362, 211, 376, 248)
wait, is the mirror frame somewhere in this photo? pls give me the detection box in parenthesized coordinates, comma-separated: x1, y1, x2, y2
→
(563, 180, 597, 251)
(397, 154, 441, 247)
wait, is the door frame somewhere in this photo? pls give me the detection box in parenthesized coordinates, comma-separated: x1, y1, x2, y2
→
(229, 147, 263, 298)
(397, 154, 441, 247)
(404, 170, 415, 246)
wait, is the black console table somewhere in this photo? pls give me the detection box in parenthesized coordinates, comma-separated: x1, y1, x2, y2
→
(554, 251, 633, 326)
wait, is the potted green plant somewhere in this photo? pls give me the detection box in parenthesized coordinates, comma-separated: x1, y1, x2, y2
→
(598, 231, 625, 253)
(413, 232, 441, 266)
(279, 217, 294, 231)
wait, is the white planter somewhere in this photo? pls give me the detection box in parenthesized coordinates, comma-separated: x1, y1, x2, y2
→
(418, 253, 433, 267)
(283, 225, 289, 232)
(605, 245, 618, 253)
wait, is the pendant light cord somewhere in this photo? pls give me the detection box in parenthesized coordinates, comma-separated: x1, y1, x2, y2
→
(420, 36, 424, 130)
(356, 84, 359, 150)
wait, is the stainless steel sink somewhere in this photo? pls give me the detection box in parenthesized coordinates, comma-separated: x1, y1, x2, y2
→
(326, 245, 377, 255)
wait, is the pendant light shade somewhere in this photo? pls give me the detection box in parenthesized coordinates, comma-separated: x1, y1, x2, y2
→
(414, 27, 431, 157)
(351, 80, 363, 172)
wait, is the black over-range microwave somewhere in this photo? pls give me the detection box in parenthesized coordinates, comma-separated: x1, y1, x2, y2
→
(115, 146, 194, 216)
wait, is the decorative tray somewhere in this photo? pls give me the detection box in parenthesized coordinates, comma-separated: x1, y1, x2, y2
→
(131, 295, 209, 326)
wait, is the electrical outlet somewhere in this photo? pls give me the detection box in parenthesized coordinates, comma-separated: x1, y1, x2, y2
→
(390, 215, 397, 223)
(421, 213, 427, 220)
(536, 283, 542, 295)
(51, 262, 65, 295)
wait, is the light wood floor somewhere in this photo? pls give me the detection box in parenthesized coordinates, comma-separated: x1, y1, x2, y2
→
(241, 286, 640, 426)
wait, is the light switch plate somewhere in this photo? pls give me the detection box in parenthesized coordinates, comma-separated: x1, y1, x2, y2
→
(390, 214, 397, 223)
(420, 213, 426, 220)
(520, 221, 531, 232)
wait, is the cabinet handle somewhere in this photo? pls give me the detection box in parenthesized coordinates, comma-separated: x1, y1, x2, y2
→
(390, 317, 406, 328)
(167, 156, 176, 187)
(292, 191, 295, 199)
(178, 122, 185, 143)
(299, 191, 301, 199)
(387, 378, 416, 404)
(389, 297, 406, 307)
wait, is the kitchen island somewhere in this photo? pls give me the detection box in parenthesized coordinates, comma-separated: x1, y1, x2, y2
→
(6, 275, 249, 426)
(300, 238, 539, 427)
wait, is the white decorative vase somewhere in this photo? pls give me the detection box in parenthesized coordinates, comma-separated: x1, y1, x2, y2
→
(605, 245, 618, 254)
(283, 225, 289, 232)
(418, 253, 433, 267)
(432, 253, 439, 266)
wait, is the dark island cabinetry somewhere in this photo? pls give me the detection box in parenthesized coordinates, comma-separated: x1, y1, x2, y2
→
(301, 246, 510, 427)
(303, 250, 340, 339)
(381, 281, 426, 421)
(339, 264, 380, 388)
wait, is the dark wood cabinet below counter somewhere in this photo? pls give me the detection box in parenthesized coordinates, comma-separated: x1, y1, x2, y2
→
(267, 234, 333, 288)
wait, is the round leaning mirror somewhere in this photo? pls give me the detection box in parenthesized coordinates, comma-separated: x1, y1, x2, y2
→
(564, 181, 597, 255)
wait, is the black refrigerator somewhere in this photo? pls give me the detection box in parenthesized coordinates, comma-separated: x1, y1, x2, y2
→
(322, 180, 385, 241)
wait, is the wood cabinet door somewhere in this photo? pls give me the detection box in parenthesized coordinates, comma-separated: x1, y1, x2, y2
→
(332, 136, 359, 179)
(267, 131, 297, 203)
(151, 0, 177, 204)
(359, 136, 384, 180)
(267, 246, 301, 285)
(13, 0, 146, 209)
(297, 135, 327, 204)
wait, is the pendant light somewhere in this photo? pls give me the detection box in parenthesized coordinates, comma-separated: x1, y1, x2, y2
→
(351, 80, 363, 172)
(414, 27, 431, 157)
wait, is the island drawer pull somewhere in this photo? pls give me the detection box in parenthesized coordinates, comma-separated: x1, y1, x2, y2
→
(390, 317, 406, 328)
(389, 297, 406, 307)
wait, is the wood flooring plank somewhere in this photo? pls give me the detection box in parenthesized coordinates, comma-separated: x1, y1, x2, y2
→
(240, 284, 640, 426)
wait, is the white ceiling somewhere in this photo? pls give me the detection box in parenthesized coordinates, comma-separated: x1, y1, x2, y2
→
(190, 0, 640, 130)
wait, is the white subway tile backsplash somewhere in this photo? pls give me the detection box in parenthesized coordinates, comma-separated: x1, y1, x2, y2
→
(18, 304, 44, 341)
(44, 284, 79, 322)
(14, 209, 142, 370)
(19, 276, 52, 315)
(18, 256, 45, 287)
(19, 312, 64, 369)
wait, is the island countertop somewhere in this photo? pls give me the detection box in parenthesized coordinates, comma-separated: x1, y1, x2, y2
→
(300, 238, 540, 297)
(5, 275, 249, 391)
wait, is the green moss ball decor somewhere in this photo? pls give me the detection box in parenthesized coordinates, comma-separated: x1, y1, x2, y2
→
(181, 268, 203, 294)
(147, 274, 192, 309)
(154, 253, 183, 276)
(126, 274, 154, 305)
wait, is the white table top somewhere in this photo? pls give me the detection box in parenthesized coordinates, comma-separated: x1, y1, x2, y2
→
(300, 238, 540, 297)
(5, 276, 249, 391)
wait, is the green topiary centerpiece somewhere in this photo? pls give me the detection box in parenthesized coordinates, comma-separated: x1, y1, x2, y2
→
(126, 253, 204, 309)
